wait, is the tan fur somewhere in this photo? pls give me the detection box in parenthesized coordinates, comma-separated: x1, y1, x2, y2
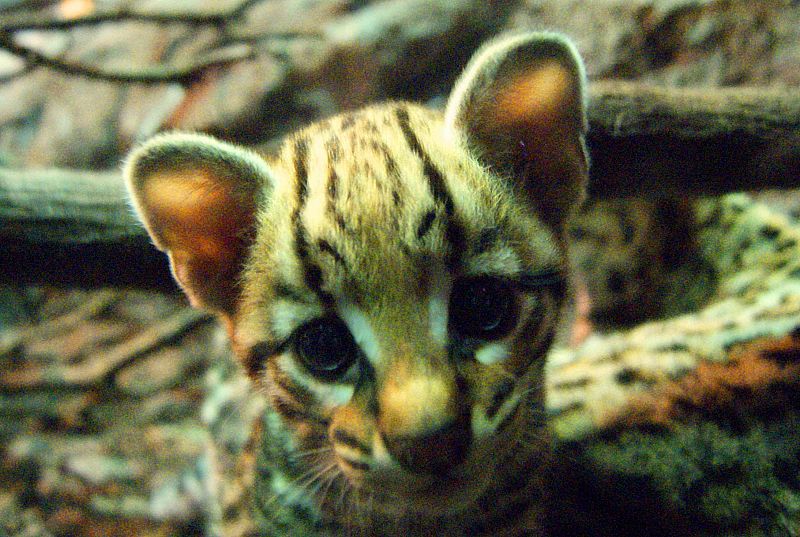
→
(125, 32, 588, 536)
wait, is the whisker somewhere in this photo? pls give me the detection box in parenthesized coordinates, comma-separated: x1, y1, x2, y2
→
(260, 451, 333, 510)
(317, 463, 343, 509)
(290, 446, 335, 461)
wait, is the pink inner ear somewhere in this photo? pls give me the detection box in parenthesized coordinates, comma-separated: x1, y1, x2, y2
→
(482, 61, 587, 229)
(141, 169, 256, 314)
(492, 60, 581, 133)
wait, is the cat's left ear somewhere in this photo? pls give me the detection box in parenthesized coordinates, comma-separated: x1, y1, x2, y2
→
(445, 32, 589, 230)
(124, 132, 272, 317)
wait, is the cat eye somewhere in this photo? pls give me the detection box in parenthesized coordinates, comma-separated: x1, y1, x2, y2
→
(293, 316, 359, 381)
(448, 276, 518, 340)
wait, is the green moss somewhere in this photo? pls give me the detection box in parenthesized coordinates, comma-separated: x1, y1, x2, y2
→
(581, 415, 800, 535)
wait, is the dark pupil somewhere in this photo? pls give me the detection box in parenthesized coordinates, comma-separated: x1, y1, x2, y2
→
(294, 317, 358, 380)
(449, 276, 515, 340)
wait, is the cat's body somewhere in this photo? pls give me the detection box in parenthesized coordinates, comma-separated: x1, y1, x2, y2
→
(125, 32, 588, 536)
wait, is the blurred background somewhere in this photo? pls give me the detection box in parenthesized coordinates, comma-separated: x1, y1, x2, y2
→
(0, 1, 798, 535)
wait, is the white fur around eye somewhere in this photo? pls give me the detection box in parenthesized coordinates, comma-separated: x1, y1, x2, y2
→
(278, 353, 355, 407)
(337, 301, 380, 363)
(428, 266, 452, 346)
(474, 342, 509, 365)
(271, 301, 322, 341)
(464, 247, 523, 276)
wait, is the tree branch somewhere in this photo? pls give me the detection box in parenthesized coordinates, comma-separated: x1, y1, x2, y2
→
(0, 0, 57, 16)
(0, 167, 174, 289)
(586, 81, 800, 197)
(1, 83, 798, 288)
(0, 31, 255, 84)
(0, 0, 323, 86)
(0, 0, 262, 30)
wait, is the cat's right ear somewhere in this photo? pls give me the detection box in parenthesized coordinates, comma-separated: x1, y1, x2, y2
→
(124, 132, 272, 316)
(444, 32, 588, 231)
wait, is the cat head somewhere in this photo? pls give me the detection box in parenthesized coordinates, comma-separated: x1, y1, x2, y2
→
(125, 31, 587, 516)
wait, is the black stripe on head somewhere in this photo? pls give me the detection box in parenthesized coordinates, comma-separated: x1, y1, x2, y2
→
(396, 106, 466, 268)
(292, 137, 333, 304)
(328, 165, 339, 203)
(416, 209, 437, 240)
(362, 118, 380, 135)
(326, 165, 354, 235)
(377, 139, 403, 211)
(475, 227, 501, 255)
(385, 151, 399, 178)
(340, 113, 357, 129)
(293, 137, 309, 201)
(273, 282, 312, 304)
(317, 238, 347, 267)
(326, 136, 342, 163)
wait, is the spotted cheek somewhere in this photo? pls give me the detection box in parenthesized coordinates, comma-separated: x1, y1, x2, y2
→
(464, 362, 520, 439)
(328, 405, 382, 482)
(466, 305, 556, 439)
(505, 296, 558, 377)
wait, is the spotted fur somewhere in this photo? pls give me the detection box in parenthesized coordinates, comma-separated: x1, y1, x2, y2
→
(125, 32, 588, 536)
(568, 197, 714, 328)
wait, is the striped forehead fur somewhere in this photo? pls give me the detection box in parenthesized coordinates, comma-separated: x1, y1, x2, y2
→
(238, 101, 563, 344)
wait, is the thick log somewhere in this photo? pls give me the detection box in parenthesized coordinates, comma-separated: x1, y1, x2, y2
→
(0, 168, 174, 290)
(1, 83, 798, 288)
(587, 81, 800, 197)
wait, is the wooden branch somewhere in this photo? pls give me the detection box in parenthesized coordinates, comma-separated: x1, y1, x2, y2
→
(587, 81, 800, 197)
(0, 167, 140, 243)
(0, 31, 255, 84)
(0, 0, 320, 85)
(0, 0, 262, 30)
(0, 307, 208, 389)
(0, 0, 57, 16)
(1, 83, 798, 289)
(0, 167, 175, 290)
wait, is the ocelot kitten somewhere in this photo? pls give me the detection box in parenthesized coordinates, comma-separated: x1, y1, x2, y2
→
(125, 32, 588, 536)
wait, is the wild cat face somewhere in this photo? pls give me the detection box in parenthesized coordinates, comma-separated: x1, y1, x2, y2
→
(125, 32, 587, 517)
(231, 102, 573, 512)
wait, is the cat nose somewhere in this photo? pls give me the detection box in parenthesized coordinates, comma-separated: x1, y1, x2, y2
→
(383, 417, 471, 475)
